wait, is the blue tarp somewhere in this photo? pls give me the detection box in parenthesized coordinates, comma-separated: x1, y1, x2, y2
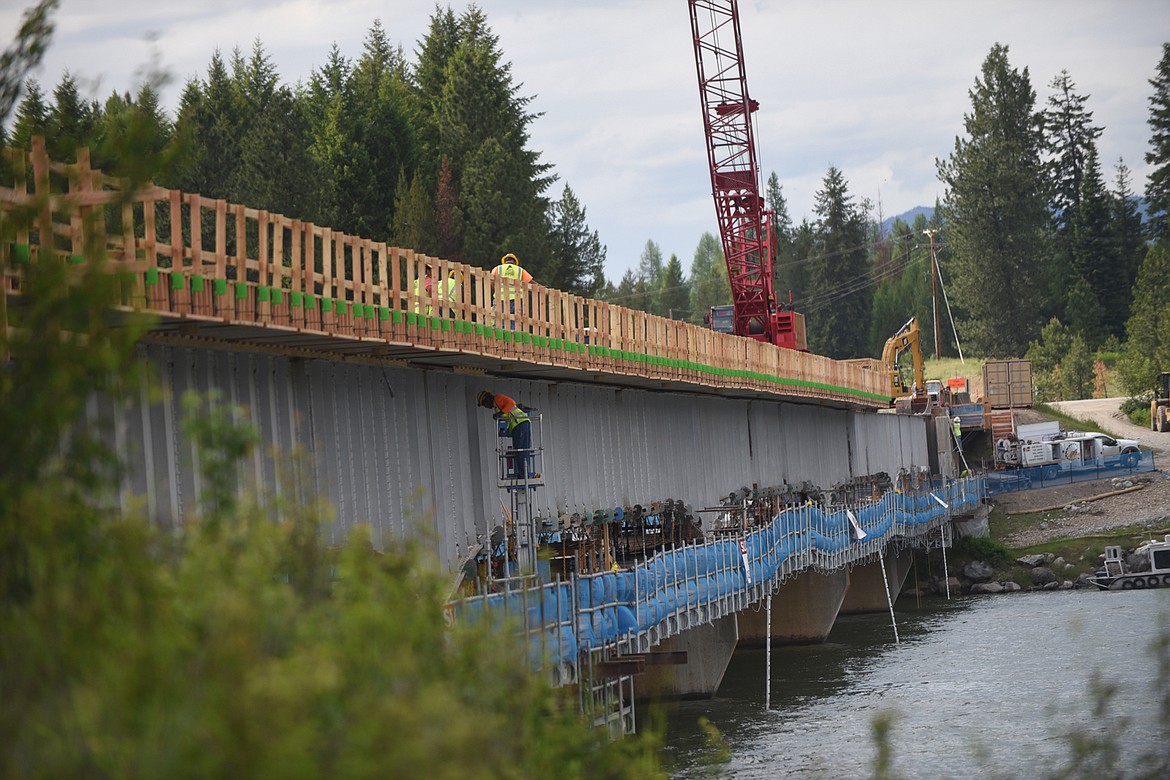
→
(985, 451, 1154, 495)
(454, 475, 985, 669)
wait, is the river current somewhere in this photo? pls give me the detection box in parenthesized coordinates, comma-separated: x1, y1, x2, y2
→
(658, 589, 1169, 779)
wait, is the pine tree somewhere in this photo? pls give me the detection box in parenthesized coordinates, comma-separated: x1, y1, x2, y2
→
(804, 166, 870, 359)
(688, 232, 730, 322)
(172, 50, 246, 202)
(546, 184, 605, 296)
(937, 44, 1055, 357)
(428, 7, 553, 271)
(1144, 42, 1170, 240)
(9, 78, 48, 149)
(1044, 70, 1103, 232)
(1110, 159, 1145, 324)
(637, 240, 665, 315)
(46, 72, 96, 161)
(1118, 243, 1170, 393)
(658, 254, 690, 321)
(1066, 143, 1115, 344)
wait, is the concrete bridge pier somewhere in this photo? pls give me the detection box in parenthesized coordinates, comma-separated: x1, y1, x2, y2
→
(736, 569, 851, 647)
(637, 614, 739, 701)
(839, 547, 916, 614)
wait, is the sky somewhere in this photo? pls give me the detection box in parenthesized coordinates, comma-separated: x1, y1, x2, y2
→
(7, 0, 1168, 282)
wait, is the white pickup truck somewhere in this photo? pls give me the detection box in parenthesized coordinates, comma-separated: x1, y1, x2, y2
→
(996, 430, 1141, 476)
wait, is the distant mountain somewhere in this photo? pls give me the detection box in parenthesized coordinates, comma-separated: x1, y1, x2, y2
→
(880, 206, 934, 234)
(880, 197, 1154, 234)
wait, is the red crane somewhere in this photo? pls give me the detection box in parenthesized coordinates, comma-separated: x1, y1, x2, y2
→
(689, 0, 806, 351)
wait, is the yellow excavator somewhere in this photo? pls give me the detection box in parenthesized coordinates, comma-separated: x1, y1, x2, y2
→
(882, 317, 930, 414)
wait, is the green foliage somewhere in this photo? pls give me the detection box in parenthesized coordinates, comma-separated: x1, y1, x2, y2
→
(1060, 334, 1095, 400)
(658, 253, 690, 320)
(1118, 241, 1170, 395)
(0, 10, 662, 775)
(938, 44, 1056, 356)
(953, 535, 1012, 567)
(688, 232, 730, 321)
(1145, 42, 1170, 240)
(1026, 317, 1071, 401)
(805, 165, 871, 359)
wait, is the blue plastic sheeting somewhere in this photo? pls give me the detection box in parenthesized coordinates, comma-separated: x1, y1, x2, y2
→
(453, 476, 985, 664)
(985, 451, 1155, 495)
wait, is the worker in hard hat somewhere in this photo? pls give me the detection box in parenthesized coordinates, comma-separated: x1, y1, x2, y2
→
(412, 263, 459, 317)
(952, 416, 963, 452)
(478, 389, 533, 480)
(489, 253, 532, 329)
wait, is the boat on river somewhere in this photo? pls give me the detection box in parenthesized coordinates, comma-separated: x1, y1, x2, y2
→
(1089, 535, 1170, 590)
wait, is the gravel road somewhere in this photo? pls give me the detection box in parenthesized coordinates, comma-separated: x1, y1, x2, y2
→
(1046, 397, 1170, 459)
(989, 397, 1170, 547)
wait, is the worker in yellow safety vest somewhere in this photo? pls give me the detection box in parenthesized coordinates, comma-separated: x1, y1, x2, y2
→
(413, 266, 459, 317)
(478, 389, 534, 480)
(489, 253, 532, 328)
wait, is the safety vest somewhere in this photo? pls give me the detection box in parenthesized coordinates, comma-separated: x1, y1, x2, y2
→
(492, 263, 529, 300)
(412, 276, 456, 315)
(493, 393, 530, 432)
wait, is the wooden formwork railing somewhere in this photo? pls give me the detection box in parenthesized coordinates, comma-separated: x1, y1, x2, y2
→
(1, 138, 891, 406)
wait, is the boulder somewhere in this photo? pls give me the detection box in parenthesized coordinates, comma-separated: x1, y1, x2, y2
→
(963, 560, 995, 583)
(1016, 554, 1047, 568)
(970, 581, 1005, 594)
(1031, 567, 1058, 585)
(1001, 581, 1022, 592)
(1058, 580, 1075, 590)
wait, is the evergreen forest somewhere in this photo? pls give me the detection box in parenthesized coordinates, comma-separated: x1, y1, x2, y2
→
(5, 5, 1170, 393)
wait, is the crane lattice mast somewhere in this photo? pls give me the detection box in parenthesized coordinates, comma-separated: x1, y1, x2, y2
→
(688, 0, 776, 342)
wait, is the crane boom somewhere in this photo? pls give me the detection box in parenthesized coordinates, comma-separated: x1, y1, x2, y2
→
(689, 0, 805, 351)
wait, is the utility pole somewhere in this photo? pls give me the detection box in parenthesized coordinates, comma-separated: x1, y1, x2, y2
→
(923, 229, 940, 360)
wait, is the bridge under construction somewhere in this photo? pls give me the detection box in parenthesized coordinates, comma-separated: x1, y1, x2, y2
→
(2, 138, 985, 732)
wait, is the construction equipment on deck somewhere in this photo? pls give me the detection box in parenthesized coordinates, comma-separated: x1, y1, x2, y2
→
(882, 317, 929, 413)
(689, 0, 806, 351)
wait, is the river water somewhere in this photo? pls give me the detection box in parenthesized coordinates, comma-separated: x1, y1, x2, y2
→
(658, 590, 1169, 779)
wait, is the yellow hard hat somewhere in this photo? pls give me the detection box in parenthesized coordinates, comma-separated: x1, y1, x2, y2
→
(501, 253, 518, 265)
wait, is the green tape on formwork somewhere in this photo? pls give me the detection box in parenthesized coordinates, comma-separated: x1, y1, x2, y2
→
(145, 267, 159, 286)
(290, 291, 303, 308)
(494, 327, 505, 340)
(440, 319, 451, 332)
(391, 310, 402, 324)
(214, 278, 227, 296)
(503, 331, 514, 343)
(235, 281, 247, 300)
(12, 243, 31, 264)
(190, 275, 204, 293)
(171, 273, 184, 290)
(379, 307, 390, 321)
(258, 286, 271, 303)
(405, 312, 417, 326)
(474, 323, 485, 336)
(322, 297, 334, 313)
(70, 254, 84, 265)
(273, 288, 285, 305)
(429, 316, 441, 330)
(304, 294, 316, 310)
(365, 304, 375, 319)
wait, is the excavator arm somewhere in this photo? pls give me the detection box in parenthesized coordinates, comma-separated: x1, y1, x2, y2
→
(882, 317, 925, 399)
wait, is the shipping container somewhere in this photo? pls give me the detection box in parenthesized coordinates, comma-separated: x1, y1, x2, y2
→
(981, 359, 1033, 409)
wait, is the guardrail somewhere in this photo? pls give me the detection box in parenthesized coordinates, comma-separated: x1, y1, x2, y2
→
(2, 137, 891, 407)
